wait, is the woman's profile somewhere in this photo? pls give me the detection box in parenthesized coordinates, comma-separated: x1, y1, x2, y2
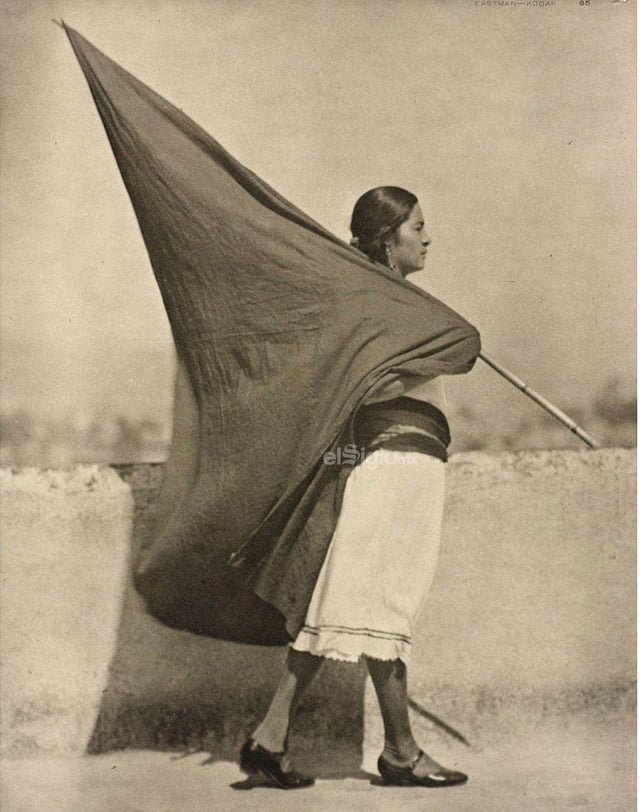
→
(239, 187, 473, 790)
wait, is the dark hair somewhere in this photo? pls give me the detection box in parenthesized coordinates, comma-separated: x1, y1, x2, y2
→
(350, 186, 418, 265)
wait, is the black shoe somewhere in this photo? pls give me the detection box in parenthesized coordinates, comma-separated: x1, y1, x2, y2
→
(378, 750, 468, 788)
(239, 738, 315, 790)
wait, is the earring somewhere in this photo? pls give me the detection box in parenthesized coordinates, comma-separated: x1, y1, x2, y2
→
(385, 244, 397, 271)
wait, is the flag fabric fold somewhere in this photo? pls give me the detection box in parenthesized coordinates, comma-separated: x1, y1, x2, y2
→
(62, 25, 480, 644)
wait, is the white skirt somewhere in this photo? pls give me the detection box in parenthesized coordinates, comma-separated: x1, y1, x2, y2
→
(290, 449, 445, 664)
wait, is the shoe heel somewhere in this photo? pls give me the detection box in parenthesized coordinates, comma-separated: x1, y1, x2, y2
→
(377, 757, 401, 784)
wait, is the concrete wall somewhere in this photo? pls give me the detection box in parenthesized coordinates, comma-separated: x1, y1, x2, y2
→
(1, 466, 133, 756)
(1, 449, 635, 762)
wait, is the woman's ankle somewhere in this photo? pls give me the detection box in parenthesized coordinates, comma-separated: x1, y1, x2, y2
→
(251, 725, 288, 754)
(381, 739, 421, 765)
(382, 744, 444, 774)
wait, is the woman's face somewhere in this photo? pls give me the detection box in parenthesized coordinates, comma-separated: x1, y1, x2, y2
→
(388, 203, 431, 277)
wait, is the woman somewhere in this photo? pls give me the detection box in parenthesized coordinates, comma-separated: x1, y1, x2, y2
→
(62, 30, 479, 791)
(239, 187, 470, 790)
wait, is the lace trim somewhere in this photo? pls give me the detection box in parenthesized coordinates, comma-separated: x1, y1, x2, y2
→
(291, 624, 413, 664)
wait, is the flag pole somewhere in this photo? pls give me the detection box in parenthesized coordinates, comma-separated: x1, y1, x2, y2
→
(479, 352, 598, 450)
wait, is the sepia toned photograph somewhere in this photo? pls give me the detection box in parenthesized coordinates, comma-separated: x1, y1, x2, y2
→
(1, 1, 635, 809)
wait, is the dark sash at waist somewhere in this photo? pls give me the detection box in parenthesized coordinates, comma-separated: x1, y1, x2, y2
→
(353, 396, 451, 463)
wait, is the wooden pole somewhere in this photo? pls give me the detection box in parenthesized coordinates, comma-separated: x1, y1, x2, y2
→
(479, 352, 598, 450)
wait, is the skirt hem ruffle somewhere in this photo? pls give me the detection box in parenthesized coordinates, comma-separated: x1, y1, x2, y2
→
(290, 628, 412, 665)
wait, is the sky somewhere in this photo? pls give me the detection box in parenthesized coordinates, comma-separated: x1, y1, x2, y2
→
(1, 0, 635, 436)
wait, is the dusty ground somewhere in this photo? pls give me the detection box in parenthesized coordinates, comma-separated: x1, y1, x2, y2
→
(2, 722, 634, 812)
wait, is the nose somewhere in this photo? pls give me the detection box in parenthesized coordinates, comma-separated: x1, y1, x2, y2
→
(422, 232, 431, 247)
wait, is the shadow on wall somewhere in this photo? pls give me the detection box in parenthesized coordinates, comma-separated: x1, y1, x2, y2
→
(88, 465, 368, 770)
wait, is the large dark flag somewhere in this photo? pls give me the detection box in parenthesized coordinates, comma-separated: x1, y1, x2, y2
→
(62, 25, 480, 645)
